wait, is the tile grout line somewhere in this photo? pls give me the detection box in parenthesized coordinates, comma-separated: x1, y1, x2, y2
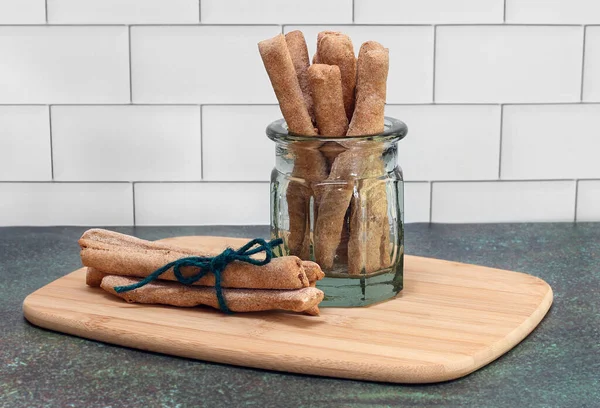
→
(198, 0, 202, 23)
(128, 25, 133, 103)
(132, 182, 137, 226)
(1, 179, 597, 185)
(3, 23, 593, 28)
(352, 0, 355, 23)
(199, 105, 204, 179)
(48, 106, 54, 180)
(580, 25, 587, 101)
(3, 102, 600, 107)
(573, 180, 579, 222)
(428, 182, 434, 223)
(503, 0, 507, 23)
(44, 0, 48, 23)
(0, 180, 272, 184)
(498, 104, 504, 179)
(432, 25, 437, 102)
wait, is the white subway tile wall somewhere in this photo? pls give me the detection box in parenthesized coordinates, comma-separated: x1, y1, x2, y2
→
(501, 105, 600, 180)
(201, 0, 353, 24)
(404, 183, 431, 223)
(0, 183, 133, 226)
(435, 26, 583, 103)
(47, 0, 200, 24)
(134, 183, 270, 225)
(0, 26, 130, 104)
(201, 105, 277, 181)
(506, 0, 600, 24)
(354, 0, 504, 24)
(583, 27, 600, 102)
(0, 0, 45, 24)
(576, 180, 600, 222)
(131, 26, 280, 104)
(386, 105, 501, 181)
(0, 2, 598, 225)
(0, 106, 51, 181)
(51, 105, 202, 181)
(432, 181, 576, 223)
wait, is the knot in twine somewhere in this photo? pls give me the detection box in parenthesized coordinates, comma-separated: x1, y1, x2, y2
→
(114, 237, 283, 314)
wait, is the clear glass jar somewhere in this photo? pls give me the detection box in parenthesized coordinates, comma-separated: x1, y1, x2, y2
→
(267, 117, 408, 307)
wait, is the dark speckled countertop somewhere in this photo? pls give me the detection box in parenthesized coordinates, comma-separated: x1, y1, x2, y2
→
(1, 224, 599, 408)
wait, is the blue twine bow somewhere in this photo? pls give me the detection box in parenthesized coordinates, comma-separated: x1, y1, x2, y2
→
(113, 237, 283, 314)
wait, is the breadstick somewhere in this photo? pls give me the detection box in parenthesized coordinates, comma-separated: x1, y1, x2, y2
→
(308, 64, 349, 137)
(313, 146, 373, 270)
(347, 41, 389, 136)
(302, 260, 326, 282)
(313, 30, 341, 64)
(285, 30, 314, 123)
(86, 267, 106, 287)
(316, 32, 357, 121)
(345, 41, 391, 273)
(286, 140, 328, 260)
(101, 275, 324, 316)
(347, 161, 389, 275)
(258, 34, 316, 136)
(88, 261, 323, 286)
(79, 229, 313, 290)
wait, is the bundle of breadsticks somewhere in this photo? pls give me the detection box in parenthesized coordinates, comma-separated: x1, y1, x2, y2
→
(80, 229, 325, 315)
(259, 31, 390, 275)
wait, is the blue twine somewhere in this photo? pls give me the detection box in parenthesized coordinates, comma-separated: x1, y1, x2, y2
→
(113, 237, 283, 314)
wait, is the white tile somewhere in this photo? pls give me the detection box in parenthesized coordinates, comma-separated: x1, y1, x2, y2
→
(583, 27, 600, 102)
(432, 181, 576, 223)
(51, 106, 201, 182)
(577, 180, 600, 221)
(501, 105, 600, 180)
(355, 0, 503, 24)
(0, 0, 45, 23)
(135, 183, 270, 225)
(202, 105, 277, 181)
(0, 27, 129, 104)
(0, 106, 51, 181)
(201, 0, 351, 24)
(285, 26, 434, 103)
(404, 182, 430, 223)
(506, 0, 600, 24)
(435, 26, 583, 103)
(0, 183, 133, 226)
(131, 26, 280, 104)
(388, 105, 500, 181)
(47, 0, 199, 23)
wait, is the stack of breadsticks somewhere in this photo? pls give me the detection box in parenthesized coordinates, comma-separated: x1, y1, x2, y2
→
(80, 229, 325, 315)
(259, 31, 390, 275)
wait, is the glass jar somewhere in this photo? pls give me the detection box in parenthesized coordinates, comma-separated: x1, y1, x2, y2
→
(267, 117, 408, 307)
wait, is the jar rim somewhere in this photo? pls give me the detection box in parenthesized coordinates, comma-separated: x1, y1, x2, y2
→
(266, 116, 408, 143)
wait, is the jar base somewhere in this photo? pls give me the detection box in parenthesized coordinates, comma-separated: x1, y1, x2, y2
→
(316, 267, 403, 307)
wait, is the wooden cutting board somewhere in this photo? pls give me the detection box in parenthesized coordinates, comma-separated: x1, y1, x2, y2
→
(23, 235, 553, 384)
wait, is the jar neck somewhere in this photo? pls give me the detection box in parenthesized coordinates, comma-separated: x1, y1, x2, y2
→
(274, 139, 398, 178)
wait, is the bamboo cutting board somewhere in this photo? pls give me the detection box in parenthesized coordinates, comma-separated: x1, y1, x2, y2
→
(23, 235, 553, 384)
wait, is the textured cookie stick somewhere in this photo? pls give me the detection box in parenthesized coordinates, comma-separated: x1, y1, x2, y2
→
(347, 158, 389, 275)
(79, 229, 312, 290)
(308, 64, 349, 137)
(86, 267, 106, 287)
(313, 148, 372, 270)
(316, 32, 357, 121)
(86, 260, 324, 288)
(285, 30, 314, 123)
(258, 34, 316, 136)
(101, 275, 324, 316)
(346, 41, 391, 274)
(347, 41, 389, 136)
